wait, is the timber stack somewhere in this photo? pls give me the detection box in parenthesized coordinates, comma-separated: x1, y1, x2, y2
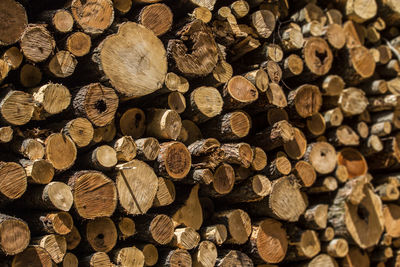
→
(1, 0, 400, 266)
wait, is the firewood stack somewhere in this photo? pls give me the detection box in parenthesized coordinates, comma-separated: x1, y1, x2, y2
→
(1, 0, 400, 266)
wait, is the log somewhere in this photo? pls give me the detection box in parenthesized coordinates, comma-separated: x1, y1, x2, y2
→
(47, 50, 77, 78)
(0, 214, 30, 256)
(0, 126, 13, 143)
(337, 148, 368, 179)
(284, 127, 308, 160)
(302, 37, 333, 78)
(328, 176, 384, 249)
(247, 175, 307, 222)
(168, 20, 218, 77)
(201, 163, 235, 197)
(216, 250, 254, 267)
(300, 254, 338, 267)
(202, 111, 251, 140)
(0, 89, 35, 126)
(68, 170, 117, 219)
(263, 152, 291, 180)
(111, 246, 144, 267)
(245, 218, 287, 264)
(135, 137, 160, 161)
(301, 204, 328, 229)
(146, 109, 182, 140)
(133, 214, 174, 245)
(327, 125, 360, 147)
(192, 240, 217, 267)
(250, 10, 276, 38)
(0, 0, 27, 46)
(19, 64, 42, 88)
(285, 228, 321, 261)
(383, 204, 400, 238)
(155, 141, 191, 180)
(70, 0, 114, 35)
(139, 3, 173, 36)
(115, 216, 136, 240)
(83, 217, 117, 253)
(85, 145, 117, 171)
(288, 84, 322, 118)
(119, 108, 146, 139)
(20, 25, 55, 63)
(66, 32, 91, 57)
(73, 83, 118, 127)
(65, 226, 81, 250)
(80, 252, 111, 267)
(222, 75, 259, 110)
(200, 224, 227, 245)
(220, 143, 253, 168)
(221, 174, 271, 203)
(158, 248, 192, 267)
(138, 243, 158, 267)
(185, 86, 223, 123)
(251, 147, 267, 171)
(303, 142, 337, 175)
(62, 252, 79, 267)
(11, 246, 52, 267)
(323, 238, 349, 258)
(115, 160, 158, 215)
(63, 118, 94, 148)
(172, 184, 203, 230)
(12, 138, 44, 161)
(170, 227, 200, 250)
(249, 120, 295, 151)
(22, 211, 73, 235)
(212, 209, 251, 245)
(33, 234, 67, 263)
(283, 54, 304, 78)
(308, 176, 338, 194)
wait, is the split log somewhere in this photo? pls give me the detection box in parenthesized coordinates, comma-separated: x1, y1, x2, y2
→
(116, 160, 158, 215)
(135, 137, 160, 161)
(251, 147, 267, 171)
(250, 10, 276, 38)
(220, 143, 253, 168)
(301, 204, 328, 229)
(170, 227, 200, 250)
(244, 68, 269, 92)
(111, 136, 136, 162)
(68, 170, 117, 219)
(247, 175, 307, 222)
(284, 128, 308, 160)
(171, 184, 203, 230)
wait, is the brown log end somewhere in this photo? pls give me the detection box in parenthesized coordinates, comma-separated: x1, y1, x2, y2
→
(337, 148, 368, 179)
(139, 3, 173, 36)
(303, 37, 333, 76)
(157, 142, 191, 180)
(0, 215, 30, 255)
(20, 25, 55, 63)
(66, 32, 91, 57)
(45, 133, 77, 171)
(0, 162, 27, 200)
(86, 217, 117, 253)
(0, 0, 27, 46)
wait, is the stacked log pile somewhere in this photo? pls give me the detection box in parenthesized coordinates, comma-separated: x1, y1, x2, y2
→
(1, 0, 400, 266)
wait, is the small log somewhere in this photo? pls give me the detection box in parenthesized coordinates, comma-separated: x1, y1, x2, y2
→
(155, 141, 191, 180)
(146, 109, 182, 140)
(306, 113, 326, 137)
(80, 252, 111, 267)
(244, 68, 269, 92)
(328, 176, 384, 249)
(323, 108, 344, 128)
(65, 226, 81, 250)
(111, 246, 144, 267)
(192, 240, 217, 267)
(135, 137, 160, 161)
(47, 50, 77, 78)
(245, 218, 287, 264)
(372, 110, 400, 130)
(356, 121, 369, 139)
(201, 163, 235, 197)
(153, 177, 176, 207)
(73, 83, 118, 128)
(83, 217, 117, 253)
(185, 86, 223, 123)
(371, 121, 392, 136)
(139, 3, 173, 36)
(288, 84, 322, 118)
(12, 137, 44, 160)
(202, 111, 251, 141)
(200, 224, 227, 246)
(2, 46, 22, 71)
(325, 23, 346, 50)
(249, 120, 295, 151)
(368, 94, 399, 112)
(11, 246, 52, 267)
(337, 148, 368, 179)
(33, 234, 66, 263)
(302, 37, 333, 78)
(220, 143, 253, 168)
(20, 64, 42, 88)
(113, 0, 132, 14)
(250, 10, 276, 38)
(267, 108, 289, 126)
(216, 250, 253, 267)
(170, 227, 200, 250)
(283, 54, 304, 78)
(92, 121, 116, 143)
(222, 76, 258, 110)
(0, 126, 12, 143)
(190, 7, 212, 23)
(376, 182, 399, 201)
(22, 210, 73, 236)
(281, 24, 305, 51)
(137, 243, 158, 266)
(66, 32, 91, 57)
(0, 161, 26, 203)
(68, 170, 117, 219)
(221, 174, 271, 203)
(70, 0, 114, 35)
(112, 136, 136, 162)
(20, 24, 55, 63)
(168, 20, 218, 77)
(323, 238, 349, 258)
(116, 160, 158, 215)
(251, 147, 267, 171)
(321, 75, 345, 96)
(293, 160, 316, 187)
(320, 227, 335, 242)
(85, 145, 117, 171)
(247, 175, 307, 222)
(301, 204, 328, 230)
(0, 214, 30, 255)
(172, 184, 203, 230)
(188, 138, 220, 157)
(327, 125, 360, 147)
(62, 252, 78, 267)
(158, 248, 192, 267)
(63, 118, 94, 148)
(361, 135, 383, 156)
(116, 216, 135, 240)
(212, 209, 251, 245)
(119, 108, 146, 139)
(45, 133, 77, 171)
(286, 228, 321, 261)
(307, 176, 338, 194)
(377, 0, 400, 26)
(284, 127, 308, 160)
(265, 61, 282, 84)
(303, 142, 337, 175)
(263, 152, 291, 180)
(205, 60, 233, 87)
